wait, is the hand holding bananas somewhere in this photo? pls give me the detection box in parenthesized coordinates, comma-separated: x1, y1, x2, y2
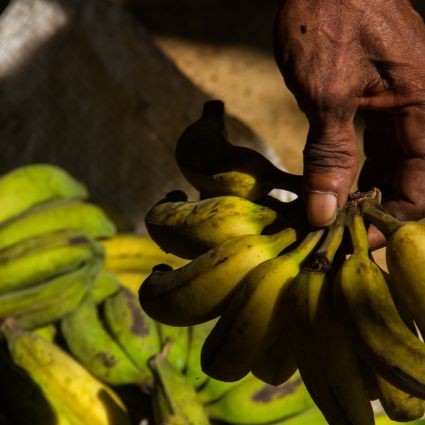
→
(140, 173, 425, 424)
(273, 0, 425, 238)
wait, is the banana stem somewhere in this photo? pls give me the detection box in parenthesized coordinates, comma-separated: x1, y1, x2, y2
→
(347, 206, 369, 256)
(292, 228, 325, 263)
(270, 227, 297, 249)
(314, 210, 346, 268)
(360, 199, 401, 236)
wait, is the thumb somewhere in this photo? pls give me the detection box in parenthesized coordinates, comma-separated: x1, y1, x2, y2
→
(303, 120, 358, 227)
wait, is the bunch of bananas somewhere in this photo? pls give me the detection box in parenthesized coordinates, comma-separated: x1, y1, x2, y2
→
(0, 164, 116, 329)
(100, 237, 316, 425)
(0, 162, 327, 425)
(138, 100, 425, 424)
(83, 237, 411, 425)
(0, 164, 137, 424)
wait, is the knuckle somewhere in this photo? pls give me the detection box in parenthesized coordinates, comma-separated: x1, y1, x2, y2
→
(303, 137, 357, 173)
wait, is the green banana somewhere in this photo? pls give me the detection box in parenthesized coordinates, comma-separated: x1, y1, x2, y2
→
(102, 287, 161, 385)
(145, 195, 277, 259)
(175, 100, 302, 200)
(334, 206, 425, 399)
(32, 324, 57, 343)
(157, 322, 190, 372)
(102, 234, 188, 273)
(149, 348, 211, 425)
(201, 230, 324, 382)
(0, 229, 103, 295)
(1, 319, 130, 425)
(0, 164, 88, 225)
(196, 375, 252, 404)
(374, 416, 425, 425)
(271, 409, 425, 425)
(287, 211, 374, 425)
(139, 227, 297, 326)
(361, 199, 425, 337)
(0, 257, 101, 328)
(270, 408, 327, 425)
(185, 319, 218, 389)
(91, 271, 121, 304)
(60, 295, 146, 386)
(207, 372, 314, 425)
(0, 200, 116, 251)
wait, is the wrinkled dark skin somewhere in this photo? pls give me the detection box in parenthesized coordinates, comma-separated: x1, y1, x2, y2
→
(274, 0, 425, 249)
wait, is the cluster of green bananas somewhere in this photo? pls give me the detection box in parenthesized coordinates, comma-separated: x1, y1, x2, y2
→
(0, 164, 140, 423)
(0, 164, 116, 329)
(139, 100, 425, 424)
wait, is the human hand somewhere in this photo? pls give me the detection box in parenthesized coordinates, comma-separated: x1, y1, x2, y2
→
(274, 0, 425, 248)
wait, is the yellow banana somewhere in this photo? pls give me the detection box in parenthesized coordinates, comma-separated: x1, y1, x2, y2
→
(114, 271, 149, 293)
(0, 342, 71, 425)
(175, 100, 302, 200)
(335, 206, 425, 399)
(102, 234, 187, 272)
(0, 164, 87, 225)
(361, 199, 425, 337)
(0, 229, 103, 294)
(0, 200, 116, 251)
(287, 211, 374, 425)
(1, 319, 130, 425)
(201, 230, 323, 382)
(358, 360, 380, 401)
(32, 323, 57, 342)
(145, 195, 277, 259)
(251, 315, 297, 386)
(139, 227, 297, 326)
(375, 373, 424, 422)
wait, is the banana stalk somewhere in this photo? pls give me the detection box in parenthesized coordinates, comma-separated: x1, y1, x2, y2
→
(149, 346, 210, 425)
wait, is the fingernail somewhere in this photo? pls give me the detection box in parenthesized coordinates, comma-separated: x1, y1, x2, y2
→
(307, 191, 338, 227)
